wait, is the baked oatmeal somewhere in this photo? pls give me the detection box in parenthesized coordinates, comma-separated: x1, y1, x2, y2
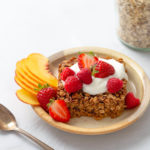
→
(15, 52, 141, 123)
(57, 56, 128, 120)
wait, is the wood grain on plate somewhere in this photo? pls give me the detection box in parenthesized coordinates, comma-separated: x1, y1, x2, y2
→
(32, 47, 150, 135)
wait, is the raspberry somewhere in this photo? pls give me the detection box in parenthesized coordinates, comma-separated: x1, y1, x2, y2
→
(125, 92, 140, 109)
(37, 87, 57, 111)
(61, 67, 75, 81)
(77, 68, 92, 84)
(107, 78, 123, 93)
(64, 76, 83, 93)
(93, 60, 115, 78)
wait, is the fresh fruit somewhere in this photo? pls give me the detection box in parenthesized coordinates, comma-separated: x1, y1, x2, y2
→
(65, 76, 83, 93)
(16, 70, 39, 87)
(61, 67, 75, 81)
(15, 53, 58, 98)
(16, 89, 40, 105)
(49, 100, 70, 123)
(26, 54, 58, 88)
(27, 53, 44, 59)
(78, 53, 98, 70)
(37, 87, 57, 111)
(107, 78, 123, 93)
(16, 59, 45, 85)
(15, 76, 37, 95)
(77, 68, 92, 84)
(125, 92, 140, 109)
(16, 71, 38, 88)
(16, 73, 40, 94)
(93, 60, 115, 78)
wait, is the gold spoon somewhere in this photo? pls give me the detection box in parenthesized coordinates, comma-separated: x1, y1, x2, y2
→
(0, 104, 54, 150)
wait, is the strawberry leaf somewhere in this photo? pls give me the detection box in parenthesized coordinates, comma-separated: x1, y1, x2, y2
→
(78, 51, 95, 56)
(47, 98, 55, 108)
(88, 51, 95, 56)
(47, 103, 51, 108)
(91, 65, 99, 76)
(34, 83, 50, 91)
(78, 51, 83, 55)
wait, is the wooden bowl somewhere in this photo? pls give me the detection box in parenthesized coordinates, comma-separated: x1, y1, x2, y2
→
(32, 47, 150, 135)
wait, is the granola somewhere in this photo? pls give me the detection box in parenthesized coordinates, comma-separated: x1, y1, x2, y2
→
(57, 57, 127, 120)
(117, 0, 150, 48)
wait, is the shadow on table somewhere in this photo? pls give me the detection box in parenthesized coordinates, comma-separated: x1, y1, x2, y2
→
(0, 129, 42, 150)
(44, 106, 150, 150)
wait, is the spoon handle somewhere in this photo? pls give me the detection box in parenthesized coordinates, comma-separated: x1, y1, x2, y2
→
(15, 127, 54, 150)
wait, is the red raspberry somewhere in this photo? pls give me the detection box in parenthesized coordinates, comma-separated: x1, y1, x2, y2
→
(107, 78, 123, 93)
(61, 67, 75, 81)
(37, 87, 57, 111)
(77, 68, 92, 84)
(125, 92, 140, 109)
(65, 76, 83, 93)
(94, 60, 115, 78)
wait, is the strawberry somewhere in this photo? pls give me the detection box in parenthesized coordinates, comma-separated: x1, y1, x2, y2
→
(107, 78, 123, 93)
(78, 53, 98, 70)
(36, 84, 57, 111)
(93, 60, 115, 78)
(60, 67, 75, 81)
(125, 92, 140, 109)
(49, 99, 70, 123)
(65, 76, 82, 93)
(77, 68, 92, 84)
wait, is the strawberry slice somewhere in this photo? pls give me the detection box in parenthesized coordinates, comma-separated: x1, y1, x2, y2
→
(78, 53, 98, 70)
(49, 100, 70, 123)
(93, 60, 115, 78)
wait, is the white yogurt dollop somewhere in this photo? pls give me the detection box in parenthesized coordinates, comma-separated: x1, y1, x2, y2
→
(69, 58, 128, 95)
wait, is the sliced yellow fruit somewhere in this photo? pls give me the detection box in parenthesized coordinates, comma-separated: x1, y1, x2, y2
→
(27, 53, 44, 58)
(26, 54, 58, 88)
(15, 76, 37, 95)
(16, 70, 38, 87)
(16, 89, 39, 105)
(16, 72, 38, 89)
(16, 59, 45, 85)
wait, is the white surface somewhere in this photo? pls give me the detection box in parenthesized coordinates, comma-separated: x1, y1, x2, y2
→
(0, 0, 150, 150)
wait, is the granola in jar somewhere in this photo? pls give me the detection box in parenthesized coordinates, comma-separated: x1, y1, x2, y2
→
(117, 0, 150, 51)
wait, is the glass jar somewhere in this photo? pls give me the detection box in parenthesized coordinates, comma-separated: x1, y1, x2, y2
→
(117, 0, 150, 51)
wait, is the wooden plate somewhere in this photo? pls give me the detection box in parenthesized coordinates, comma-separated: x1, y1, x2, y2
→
(32, 47, 150, 135)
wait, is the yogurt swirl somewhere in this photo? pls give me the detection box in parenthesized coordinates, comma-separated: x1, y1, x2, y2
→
(70, 58, 128, 95)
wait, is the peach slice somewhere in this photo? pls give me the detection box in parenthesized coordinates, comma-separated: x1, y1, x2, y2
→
(16, 59, 45, 85)
(16, 70, 38, 87)
(16, 72, 38, 90)
(16, 89, 39, 105)
(27, 53, 44, 58)
(26, 54, 58, 88)
(15, 76, 37, 95)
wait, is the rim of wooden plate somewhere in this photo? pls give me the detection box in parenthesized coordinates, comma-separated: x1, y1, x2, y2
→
(32, 46, 150, 135)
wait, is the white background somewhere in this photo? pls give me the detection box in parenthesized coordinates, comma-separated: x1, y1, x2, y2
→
(0, 0, 150, 150)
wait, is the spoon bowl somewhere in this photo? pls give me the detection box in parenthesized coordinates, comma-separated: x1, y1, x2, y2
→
(0, 104, 17, 131)
(0, 104, 54, 150)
